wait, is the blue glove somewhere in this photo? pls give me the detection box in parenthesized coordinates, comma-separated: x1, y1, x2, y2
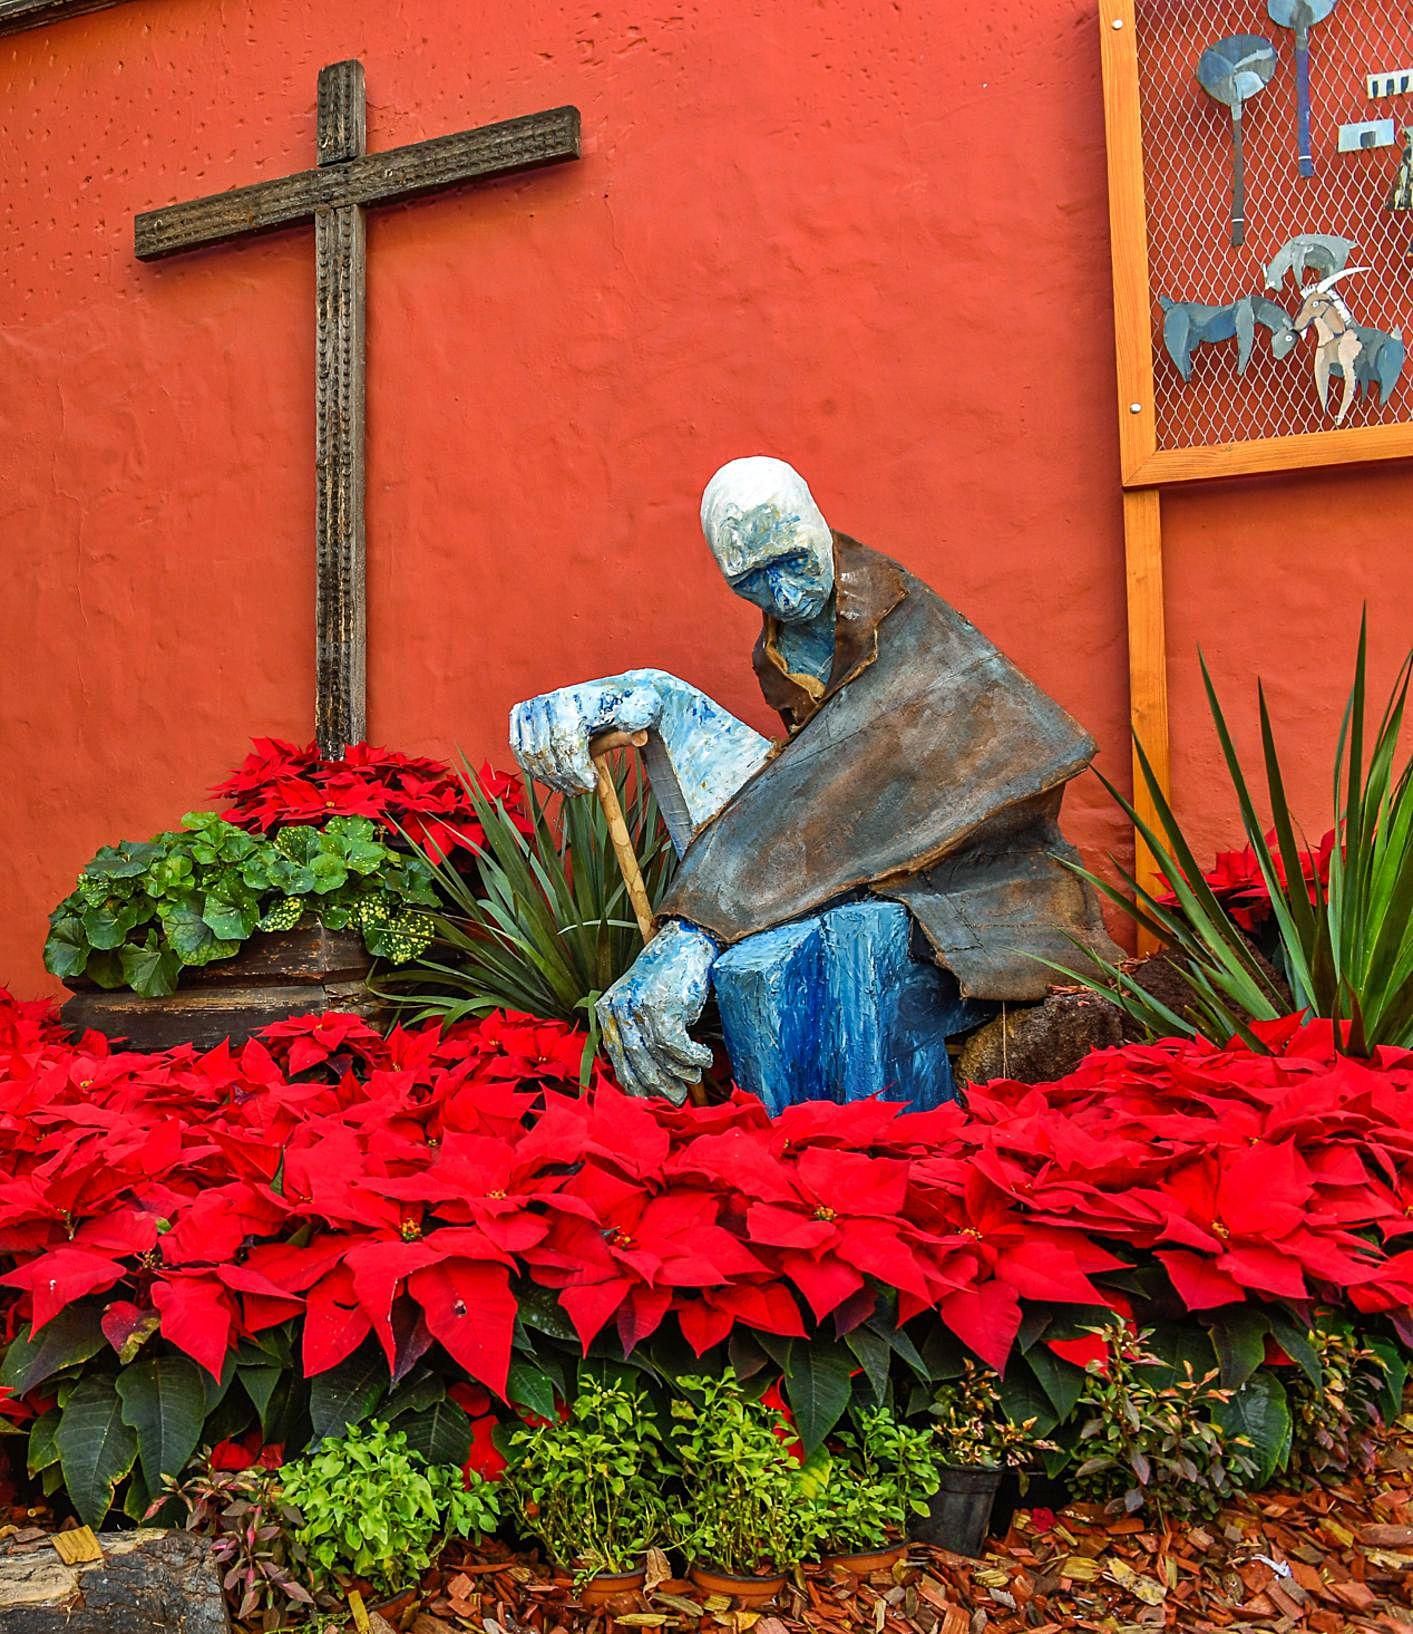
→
(597, 920, 717, 1102)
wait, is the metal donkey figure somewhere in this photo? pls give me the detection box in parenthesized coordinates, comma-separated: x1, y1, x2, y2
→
(510, 458, 1118, 1113)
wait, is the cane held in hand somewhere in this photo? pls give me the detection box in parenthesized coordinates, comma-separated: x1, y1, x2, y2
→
(589, 730, 656, 942)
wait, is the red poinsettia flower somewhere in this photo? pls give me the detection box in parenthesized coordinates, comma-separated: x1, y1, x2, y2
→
(209, 1432, 284, 1471)
(212, 738, 530, 858)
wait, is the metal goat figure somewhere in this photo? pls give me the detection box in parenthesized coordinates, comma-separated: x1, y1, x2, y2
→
(1158, 293, 1298, 380)
(1263, 232, 1356, 291)
(1290, 268, 1407, 422)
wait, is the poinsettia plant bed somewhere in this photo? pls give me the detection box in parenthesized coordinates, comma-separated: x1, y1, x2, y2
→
(213, 737, 529, 862)
(2, 990, 1413, 1533)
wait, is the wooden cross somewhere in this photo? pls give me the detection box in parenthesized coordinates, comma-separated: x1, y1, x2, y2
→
(135, 61, 581, 756)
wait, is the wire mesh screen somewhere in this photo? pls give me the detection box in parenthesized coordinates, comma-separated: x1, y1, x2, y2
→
(1136, 0, 1412, 449)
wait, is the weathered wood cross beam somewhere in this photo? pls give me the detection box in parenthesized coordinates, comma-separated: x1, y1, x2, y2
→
(135, 61, 581, 756)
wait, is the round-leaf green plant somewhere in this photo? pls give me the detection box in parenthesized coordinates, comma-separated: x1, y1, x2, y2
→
(45, 813, 437, 996)
(279, 1419, 497, 1596)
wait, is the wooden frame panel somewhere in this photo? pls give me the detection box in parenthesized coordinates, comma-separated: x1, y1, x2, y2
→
(1099, 0, 1411, 918)
(1099, 0, 1413, 489)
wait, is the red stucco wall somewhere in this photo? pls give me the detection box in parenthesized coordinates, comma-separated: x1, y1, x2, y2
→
(1, 0, 1408, 995)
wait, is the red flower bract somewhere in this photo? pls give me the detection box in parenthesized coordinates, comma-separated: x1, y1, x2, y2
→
(212, 737, 531, 860)
(0, 990, 1411, 1399)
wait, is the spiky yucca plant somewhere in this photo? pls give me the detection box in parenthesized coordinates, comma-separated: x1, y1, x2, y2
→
(1064, 622, 1413, 1055)
(375, 751, 677, 1054)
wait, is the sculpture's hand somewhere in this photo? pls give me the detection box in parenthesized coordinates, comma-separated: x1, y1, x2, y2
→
(509, 672, 664, 795)
(597, 920, 717, 1103)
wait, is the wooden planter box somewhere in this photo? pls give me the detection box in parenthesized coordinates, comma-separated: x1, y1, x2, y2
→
(61, 922, 385, 1052)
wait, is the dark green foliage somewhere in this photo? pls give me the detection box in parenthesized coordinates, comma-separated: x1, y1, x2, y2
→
(1062, 624, 1413, 1053)
(376, 752, 676, 1044)
(45, 812, 437, 995)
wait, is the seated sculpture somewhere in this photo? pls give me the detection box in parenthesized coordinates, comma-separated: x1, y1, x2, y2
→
(511, 457, 1117, 1109)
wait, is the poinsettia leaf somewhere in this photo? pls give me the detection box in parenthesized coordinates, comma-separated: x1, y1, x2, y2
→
(514, 1284, 577, 1343)
(26, 1414, 61, 1477)
(239, 1364, 282, 1430)
(1215, 1369, 1291, 1487)
(997, 1367, 1059, 1437)
(55, 1375, 138, 1529)
(308, 1341, 388, 1440)
(381, 1369, 445, 1422)
(844, 1326, 890, 1405)
(398, 1399, 473, 1466)
(0, 1306, 106, 1396)
(1144, 1321, 1219, 1388)
(506, 1359, 558, 1424)
(1210, 1307, 1270, 1390)
(1266, 1308, 1323, 1386)
(1366, 1337, 1408, 1424)
(784, 1339, 855, 1457)
(908, 1321, 964, 1384)
(1020, 1343, 1085, 1423)
(116, 1352, 208, 1491)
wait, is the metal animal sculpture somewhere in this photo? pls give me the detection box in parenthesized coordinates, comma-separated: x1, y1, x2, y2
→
(1158, 294, 1298, 380)
(1267, 0, 1338, 178)
(1287, 268, 1405, 421)
(1197, 35, 1278, 245)
(1265, 234, 1357, 291)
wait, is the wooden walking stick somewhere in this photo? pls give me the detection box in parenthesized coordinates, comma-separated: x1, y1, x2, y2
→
(589, 729, 655, 942)
(590, 729, 708, 1107)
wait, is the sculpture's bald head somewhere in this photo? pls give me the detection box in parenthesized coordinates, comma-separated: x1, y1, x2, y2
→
(700, 456, 835, 624)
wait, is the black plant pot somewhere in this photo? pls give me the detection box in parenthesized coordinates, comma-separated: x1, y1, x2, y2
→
(912, 1464, 1003, 1557)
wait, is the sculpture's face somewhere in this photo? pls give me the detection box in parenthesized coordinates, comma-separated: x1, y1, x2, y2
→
(700, 457, 835, 624)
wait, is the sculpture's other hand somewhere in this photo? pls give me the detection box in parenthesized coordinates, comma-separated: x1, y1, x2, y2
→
(509, 673, 663, 795)
(597, 920, 717, 1103)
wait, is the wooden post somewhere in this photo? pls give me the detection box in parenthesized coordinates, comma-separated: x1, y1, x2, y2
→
(1122, 487, 1169, 951)
(313, 61, 368, 757)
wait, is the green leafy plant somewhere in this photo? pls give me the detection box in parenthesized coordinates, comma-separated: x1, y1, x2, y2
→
(161, 1458, 315, 1625)
(668, 1369, 823, 1576)
(505, 1374, 671, 1580)
(45, 812, 437, 996)
(1072, 1321, 1258, 1522)
(376, 752, 677, 1041)
(929, 1358, 1052, 1469)
(1285, 1316, 1394, 1480)
(279, 1420, 498, 1596)
(1063, 624, 1413, 1054)
(809, 1404, 942, 1555)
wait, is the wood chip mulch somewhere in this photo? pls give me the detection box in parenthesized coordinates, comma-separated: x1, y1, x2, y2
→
(364, 1417, 1413, 1634)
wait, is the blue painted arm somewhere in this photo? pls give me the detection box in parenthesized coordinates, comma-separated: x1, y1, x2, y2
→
(509, 668, 773, 851)
(596, 919, 718, 1102)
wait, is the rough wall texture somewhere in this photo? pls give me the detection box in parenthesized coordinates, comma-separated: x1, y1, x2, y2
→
(0, 0, 1408, 994)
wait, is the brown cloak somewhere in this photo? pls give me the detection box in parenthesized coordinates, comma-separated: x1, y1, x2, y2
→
(656, 534, 1119, 1001)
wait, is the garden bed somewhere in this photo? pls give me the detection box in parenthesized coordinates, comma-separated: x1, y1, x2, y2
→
(5, 988, 1413, 1627)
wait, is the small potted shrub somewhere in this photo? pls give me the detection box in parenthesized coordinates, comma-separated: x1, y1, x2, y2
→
(813, 1404, 942, 1572)
(916, 1360, 1048, 1557)
(506, 1376, 671, 1605)
(280, 1420, 499, 1603)
(669, 1370, 821, 1604)
(1071, 1322, 1257, 1522)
